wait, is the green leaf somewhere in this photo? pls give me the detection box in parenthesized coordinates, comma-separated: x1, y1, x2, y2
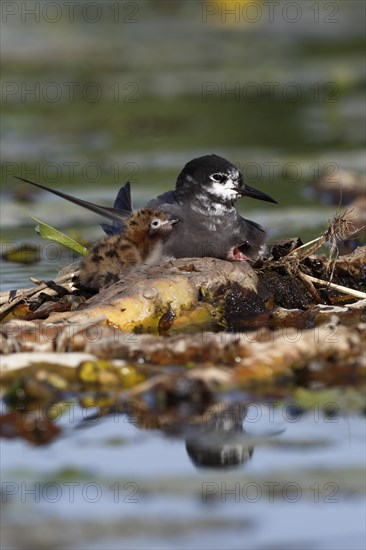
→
(28, 215, 89, 257)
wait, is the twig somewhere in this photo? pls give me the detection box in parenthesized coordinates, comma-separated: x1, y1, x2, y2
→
(0, 273, 74, 320)
(288, 209, 359, 264)
(30, 277, 43, 285)
(302, 273, 366, 300)
(288, 236, 324, 256)
(297, 272, 323, 303)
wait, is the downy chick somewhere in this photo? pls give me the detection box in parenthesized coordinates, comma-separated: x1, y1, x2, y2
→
(79, 209, 178, 291)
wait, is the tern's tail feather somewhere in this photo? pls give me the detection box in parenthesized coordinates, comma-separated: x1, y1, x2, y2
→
(15, 177, 132, 229)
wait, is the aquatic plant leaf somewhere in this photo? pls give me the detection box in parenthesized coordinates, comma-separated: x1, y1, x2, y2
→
(29, 215, 89, 256)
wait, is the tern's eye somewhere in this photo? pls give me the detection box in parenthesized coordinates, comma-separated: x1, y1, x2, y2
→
(150, 218, 162, 229)
(211, 173, 226, 183)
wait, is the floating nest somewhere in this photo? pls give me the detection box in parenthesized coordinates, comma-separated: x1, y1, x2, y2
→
(0, 215, 365, 439)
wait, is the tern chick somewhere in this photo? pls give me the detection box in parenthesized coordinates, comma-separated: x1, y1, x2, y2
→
(79, 208, 178, 291)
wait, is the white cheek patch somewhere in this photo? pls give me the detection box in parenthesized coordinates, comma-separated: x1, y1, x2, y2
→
(210, 180, 239, 201)
(228, 168, 240, 179)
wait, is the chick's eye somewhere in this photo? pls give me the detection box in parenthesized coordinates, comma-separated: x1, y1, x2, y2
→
(150, 218, 161, 228)
(211, 173, 226, 183)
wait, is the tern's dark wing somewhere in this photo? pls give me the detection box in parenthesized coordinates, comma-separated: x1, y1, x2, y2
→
(100, 182, 133, 235)
(15, 177, 132, 225)
(147, 190, 177, 208)
(114, 181, 132, 212)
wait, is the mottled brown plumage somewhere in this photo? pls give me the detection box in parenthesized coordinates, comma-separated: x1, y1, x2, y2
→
(79, 209, 177, 291)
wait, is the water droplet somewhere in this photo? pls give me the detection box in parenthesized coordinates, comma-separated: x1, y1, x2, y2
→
(143, 287, 157, 299)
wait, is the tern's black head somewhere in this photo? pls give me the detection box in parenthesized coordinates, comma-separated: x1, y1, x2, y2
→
(176, 154, 277, 206)
(176, 154, 243, 205)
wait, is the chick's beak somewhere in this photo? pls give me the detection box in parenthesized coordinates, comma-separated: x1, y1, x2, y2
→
(161, 218, 179, 228)
(241, 184, 278, 204)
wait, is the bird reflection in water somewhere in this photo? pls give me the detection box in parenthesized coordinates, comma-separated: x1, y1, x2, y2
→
(184, 401, 254, 469)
